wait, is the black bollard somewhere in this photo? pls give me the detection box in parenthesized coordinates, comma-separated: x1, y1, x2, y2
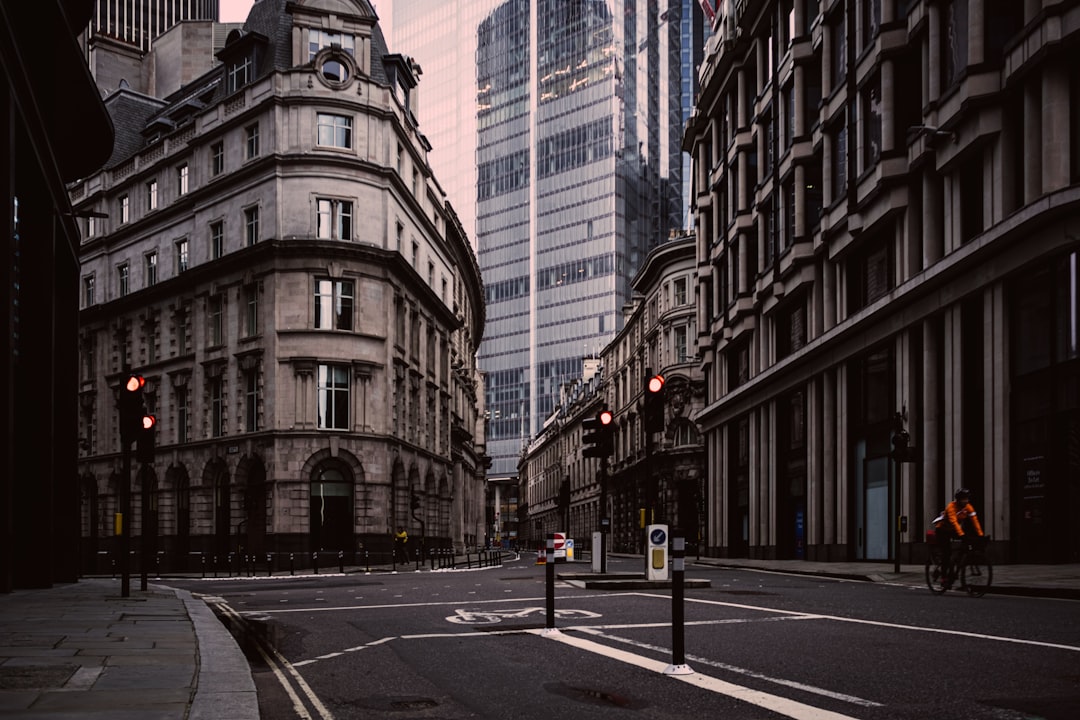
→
(544, 534, 556, 632)
(338, 550, 344, 574)
(664, 531, 693, 675)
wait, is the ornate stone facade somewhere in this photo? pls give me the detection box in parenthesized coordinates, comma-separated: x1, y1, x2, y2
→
(71, 0, 487, 573)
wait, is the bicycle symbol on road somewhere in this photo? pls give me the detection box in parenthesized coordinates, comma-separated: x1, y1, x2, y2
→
(446, 607, 601, 625)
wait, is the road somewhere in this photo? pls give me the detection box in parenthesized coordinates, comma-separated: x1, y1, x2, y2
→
(167, 554, 1080, 720)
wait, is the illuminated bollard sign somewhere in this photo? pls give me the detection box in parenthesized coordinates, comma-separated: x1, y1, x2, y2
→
(646, 524, 669, 581)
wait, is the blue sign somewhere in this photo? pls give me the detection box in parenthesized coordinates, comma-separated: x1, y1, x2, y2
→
(650, 528, 667, 546)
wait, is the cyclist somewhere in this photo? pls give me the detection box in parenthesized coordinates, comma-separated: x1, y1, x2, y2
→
(934, 488, 985, 586)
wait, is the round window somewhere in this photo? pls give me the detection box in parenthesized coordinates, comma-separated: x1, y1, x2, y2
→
(321, 59, 349, 84)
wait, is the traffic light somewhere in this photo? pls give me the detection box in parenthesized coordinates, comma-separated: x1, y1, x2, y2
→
(136, 414, 156, 464)
(890, 412, 915, 462)
(644, 371, 666, 434)
(119, 374, 147, 445)
(583, 409, 614, 459)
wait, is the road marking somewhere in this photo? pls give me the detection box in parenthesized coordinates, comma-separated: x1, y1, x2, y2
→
(633, 593, 1080, 653)
(574, 627, 882, 707)
(249, 593, 625, 615)
(536, 630, 861, 720)
(213, 601, 334, 720)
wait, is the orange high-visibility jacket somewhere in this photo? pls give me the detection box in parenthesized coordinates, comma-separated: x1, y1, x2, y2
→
(942, 500, 984, 538)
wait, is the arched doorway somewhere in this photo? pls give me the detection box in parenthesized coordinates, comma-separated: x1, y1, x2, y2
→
(167, 465, 191, 567)
(310, 464, 352, 553)
(237, 456, 267, 556)
(204, 459, 231, 557)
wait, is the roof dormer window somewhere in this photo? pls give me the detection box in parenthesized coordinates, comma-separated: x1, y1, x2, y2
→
(228, 54, 252, 94)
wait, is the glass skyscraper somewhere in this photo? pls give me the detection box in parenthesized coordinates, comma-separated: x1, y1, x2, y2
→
(391, 0, 692, 478)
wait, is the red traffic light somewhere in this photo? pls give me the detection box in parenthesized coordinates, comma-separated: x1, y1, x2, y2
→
(141, 414, 156, 430)
(647, 374, 665, 394)
(599, 409, 613, 425)
(125, 374, 146, 393)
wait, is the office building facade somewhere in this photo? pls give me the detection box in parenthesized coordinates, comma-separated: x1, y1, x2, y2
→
(71, 0, 488, 572)
(86, 0, 219, 52)
(686, 0, 1080, 563)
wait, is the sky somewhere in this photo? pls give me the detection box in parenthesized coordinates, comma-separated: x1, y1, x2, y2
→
(220, 0, 255, 23)
(219, 0, 394, 38)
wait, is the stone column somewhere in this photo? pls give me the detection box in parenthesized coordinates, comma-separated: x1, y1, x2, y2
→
(1024, 74, 1043, 203)
(1042, 61, 1069, 194)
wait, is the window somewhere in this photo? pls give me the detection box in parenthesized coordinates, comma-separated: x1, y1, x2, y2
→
(308, 29, 355, 59)
(118, 262, 129, 297)
(211, 142, 224, 176)
(245, 371, 259, 432)
(317, 113, 352, 149)
(175, 238, 189, 272)
(177, 163, 189, 195)
(861, 77, 882, 172)
(145, 251, 157, 286)
(83, 274, 95, 307)
(244, 284, 259, 337)
(211, 221, 224, 259)
(245, 124, 259, 159)
(674, 277, 688, 306)
(119, 195, 129, 224)
(427, 262, 435, 287)
(674, 326, 688, 364)
(244, 206, 259, 247)
(829, 11, 847, 88)
(411, 241, 419, 267)
(314, 278, 354, 331)
(317, 364, 349, 430)
(847, 239, 892, 313)
(176, 385, 189, 444)
(210, 376, 224, 437)
(830, 118, 847, 202)
(208, 295, 223, 346)
(228, 55, 252, 93)
(84, 215, 96, 238)
(316, 198, 353, 240)
(776, 297, 807, 360)
(146, 180, 158, 211)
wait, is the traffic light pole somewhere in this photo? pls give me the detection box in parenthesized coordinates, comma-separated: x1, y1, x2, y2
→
(119, 441, 132, 597)
(599, 456, 608, 574)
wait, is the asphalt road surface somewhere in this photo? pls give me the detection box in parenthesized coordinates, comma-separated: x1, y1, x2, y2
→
(168, 554, 1080, 720)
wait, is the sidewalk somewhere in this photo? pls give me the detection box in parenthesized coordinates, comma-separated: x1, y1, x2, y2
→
(0, 578, 257, 720)
(1, 560, 1076, 720)
(688, 557, 1080, 600)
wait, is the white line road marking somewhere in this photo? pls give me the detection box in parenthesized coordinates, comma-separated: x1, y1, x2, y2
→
(535, 630, 862, 720)
(632, 592, 1080, 653)
(574, 627, 882, 707)
(248, 593, 625, 615)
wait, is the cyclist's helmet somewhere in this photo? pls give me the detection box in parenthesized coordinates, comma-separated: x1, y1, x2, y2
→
(955, 488, 971, 503)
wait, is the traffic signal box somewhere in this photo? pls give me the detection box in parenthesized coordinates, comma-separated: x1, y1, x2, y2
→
(890, 411, 916, 463)
(582, 409, 613, 459)
(119, 374, 156, 463)
(644, 372, 666, 434)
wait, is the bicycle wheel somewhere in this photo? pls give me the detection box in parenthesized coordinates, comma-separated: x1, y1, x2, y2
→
(926, 547, 948, 594)
(962, 553, 993, 597)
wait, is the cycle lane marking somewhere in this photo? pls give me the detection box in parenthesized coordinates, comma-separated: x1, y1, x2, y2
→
(632, 592, 1080, 653)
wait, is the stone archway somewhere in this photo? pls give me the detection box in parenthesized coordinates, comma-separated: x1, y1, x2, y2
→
(236, 455, 268, 556)
(202, 458, 231, 557)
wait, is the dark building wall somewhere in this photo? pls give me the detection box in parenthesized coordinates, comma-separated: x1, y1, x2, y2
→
(0, 0, 113, 591)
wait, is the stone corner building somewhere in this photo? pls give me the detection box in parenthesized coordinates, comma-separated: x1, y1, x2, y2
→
(71, 0, 488, 572)
(686, 0, 1079, 563)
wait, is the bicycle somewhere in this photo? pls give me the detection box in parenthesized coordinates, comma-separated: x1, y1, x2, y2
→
(925, 535, 993, 597)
